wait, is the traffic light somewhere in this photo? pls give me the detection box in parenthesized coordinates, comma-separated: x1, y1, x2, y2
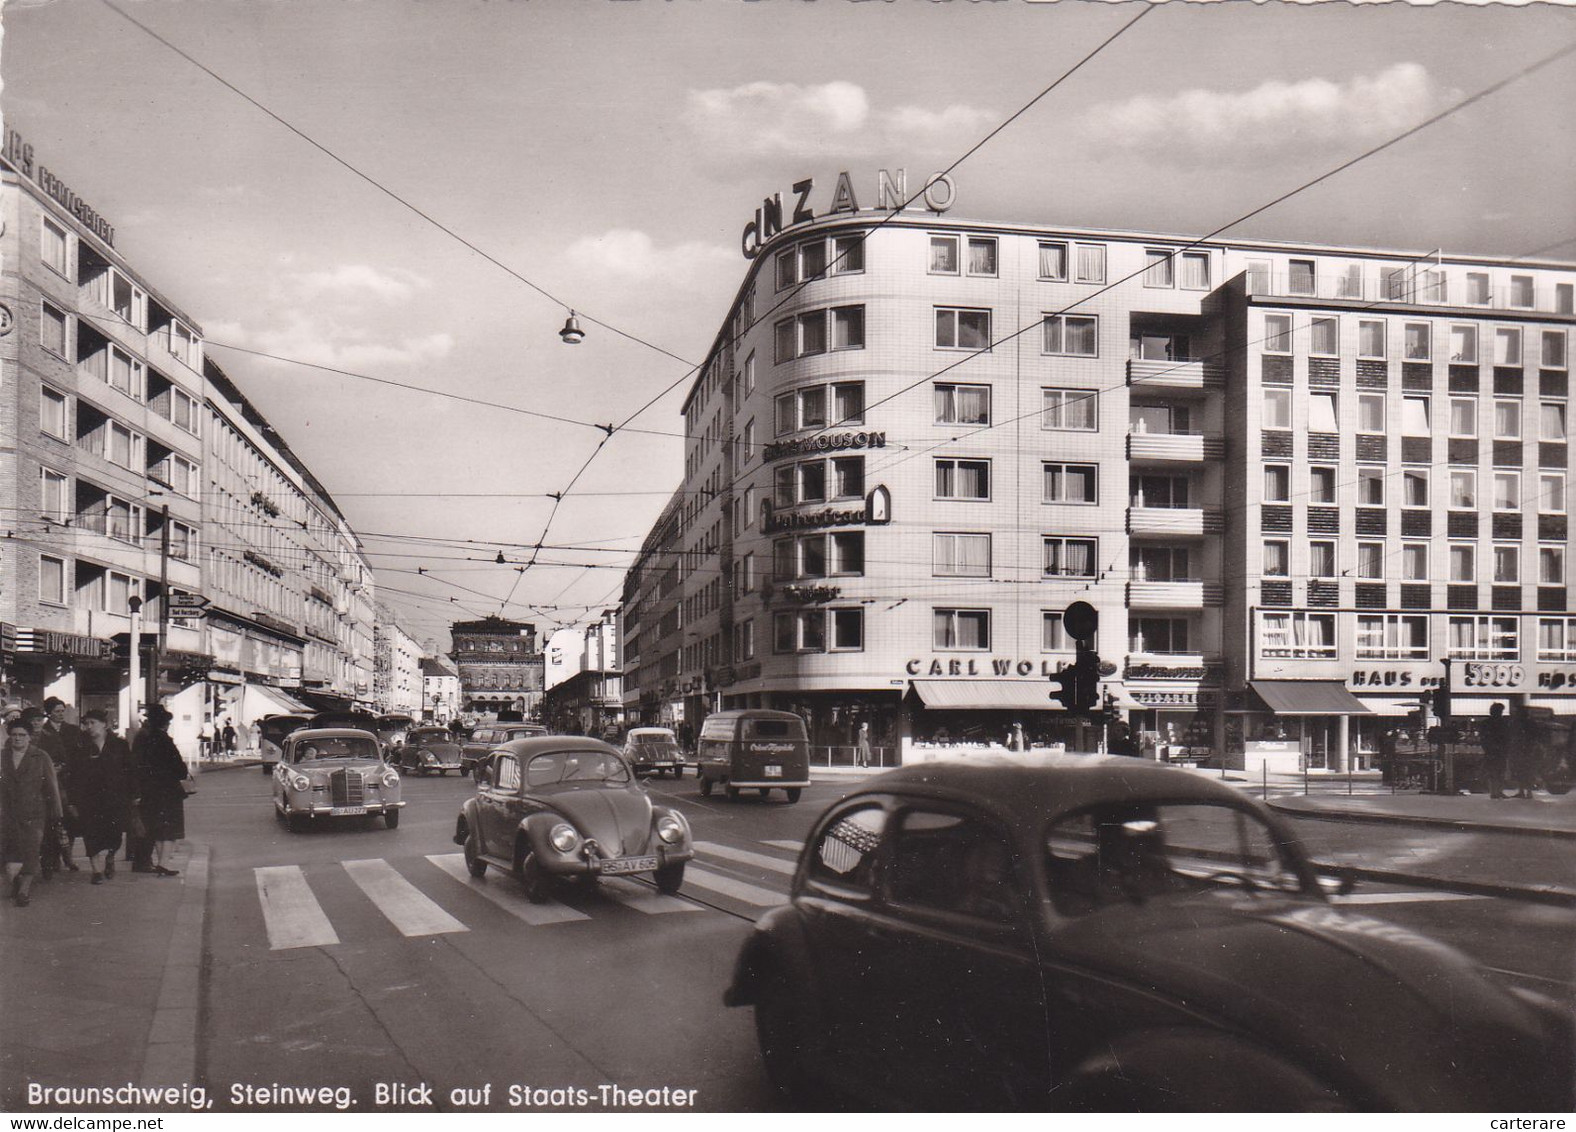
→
(1433, 661, 1452, 724)
(1051, 643, 1102, 716)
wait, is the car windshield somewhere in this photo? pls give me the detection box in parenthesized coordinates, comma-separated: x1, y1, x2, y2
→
(294, 737, 380, 763)
(629, 735, 680, 754)
(1044, 801, 1307, 914)
(410, 730, 450, 745)
(525, 750, 631, 788)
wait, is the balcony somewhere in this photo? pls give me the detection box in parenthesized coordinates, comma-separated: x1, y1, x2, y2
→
(1127, 358, 1224, 390)
(1127, 507, 1223, 537)
(1127, 431, 1225, 463)
(1126, 580, 1223, 609)
(1246, 269, 1574, 317)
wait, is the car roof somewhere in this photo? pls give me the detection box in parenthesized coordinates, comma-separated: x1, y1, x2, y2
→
(493, 735, 626, 758)
(627, 727, 675, 737)
(844, 753, 1259, 824)
(286, 728, 381, 743)
(702, 709, 802, 722)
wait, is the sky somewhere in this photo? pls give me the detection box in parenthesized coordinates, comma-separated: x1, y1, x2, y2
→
(4, 0, 1574, 653)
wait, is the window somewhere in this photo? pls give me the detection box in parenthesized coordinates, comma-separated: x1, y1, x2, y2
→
(833, 306, 865, 350)
(1419, 269, 1447, 303)
(743, 485, 756, 529)
(808, 805, 886, 891)
(1357, 394, 1386, 433)
(800, 240, 827, 281)
(743, 352, 756, 395)
(832, 234, 864, 274)
(1495, 327, 1522, 367)
(799, 461, 826, 503)
(1310, 317, 1338, 356)
(1179, 252, 1210, 290)
(887, 809, 1018, 921)
(1449, 616, 1518, 661)
(739, 552, 754, 593)
(734, 619, 755, 662)
(1493, 544, 1520, 584)
(1359, 319, 1386, 359)
(1042, 387, 1097, 431)
(1259, 611, 1337, 659)
(42, 302, 69, 359)
(1038, 241, 1068, 281)
(1144, 249, 1174, 288)
(929, 235, 959, 274)
(1494, 471, 1520, 511)
(1131, 474, 1190, 509)
(40, 386, 68, 439)
(775, 247, 798, 291)
(934, 383, 990, 425)
(967, 237, 997, 276)
(832, 456, 864, 499)
(42, 217, 69, 275)
(1509, 275, 1534, 309)
(106, 347, 144, 400)
(39, 468, 68, 522)
(1264, 388, 1292, 429)
(1131, 403, 1191, 435)
(109, 272, 144, 327)
(1560, 284, 1575, 316)
(1357, 542, 1384, 579)
(1263, 314, 1293, 354)
(1449, 544, 1476, 582)
(1541, 546, 1565, 585)
(1357, 615, 1429, 660)
(1131, 617, 1191, 654)
(774, 382, 862, 433)
(1309, 541, 1336, 578)
(831, 608, 863, 651)
(1263, 541, 1289, 577)
(1042, 612, 1072, 652)
(774, 611, 826, 654)
(1043, 463, 1097, 504)
(1401, 396, 1431, 436)
(1449, 397, 1478, 437)
(800, 310, 827, 356)
(1464, 273, 1490, 305)
(1493, 399, 1521, 439)
(1544, 330, 1568, 370)
(106, 422, 137, 470)
(1539, 619, 1576, 662)
(831, 531, 864, 575)
(171, 389, 201, 434)
(934, 609, 990, 650)
(1264, 465, 1290, 502)
(774, 307, 865, 360)
(741, 419, 756, 463)
(1043, 537, 1097, 578)
(936, 307, 991, 350)
(1246, 260, 1272, 294)
(1131, 546, 1190, 582)
(1309, 392, 1338, 433)
(1540, 472, 1566, 513)
(1404, 322, 1432, 361)
(1042, 314, 1097, 357)
(1450, 325, 1478, 364)
(1074, 243, 1105, 284)
(1403, 470, 1429, 507)
(774, 319, 795, 364)
(1310, 466, 1337, 504)
(1450, 470, 1477, 509)
(39, 555, 66, 605)
(934, 533, 991, 578)
(935, 459, 990, 501)
(1288, 259, 1316, 296)
(1402, 544, 1429, 580)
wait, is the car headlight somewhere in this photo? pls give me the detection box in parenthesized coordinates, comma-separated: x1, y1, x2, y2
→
(382, 769, 400, 788)
(656, 814, 686, 844)
(548, 823, 580, 853)
(423, 752, 436, 763)
(287, 772, 311, 792)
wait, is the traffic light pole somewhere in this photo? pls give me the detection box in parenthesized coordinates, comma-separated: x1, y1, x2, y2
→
(147, 502, 170, 708)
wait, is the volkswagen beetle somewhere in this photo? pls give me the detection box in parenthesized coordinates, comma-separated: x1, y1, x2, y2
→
(273, 728, 404, 830)
(453, 736, 693, 902)
(395, 726, 463, 776)
(724, 753, 1574, 1112)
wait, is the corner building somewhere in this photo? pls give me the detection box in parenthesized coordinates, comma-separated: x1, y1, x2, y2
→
(622, 199, 1575, 770)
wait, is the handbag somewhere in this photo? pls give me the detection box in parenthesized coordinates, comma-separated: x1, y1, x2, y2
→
(180, 778, 197, 796)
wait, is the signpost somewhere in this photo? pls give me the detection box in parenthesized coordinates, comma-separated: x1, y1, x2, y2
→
(167, 594, 210, 625)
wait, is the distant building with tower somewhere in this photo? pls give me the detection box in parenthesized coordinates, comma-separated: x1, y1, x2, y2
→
(449, 616, 544, 720)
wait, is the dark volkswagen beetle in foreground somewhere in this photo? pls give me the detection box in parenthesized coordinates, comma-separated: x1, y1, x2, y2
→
(724, 754, 1574, 1112)
(454, 737, 693, 902)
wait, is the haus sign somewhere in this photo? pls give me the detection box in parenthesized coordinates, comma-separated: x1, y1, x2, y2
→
(741, 168, 958, 259)
(2, 128, 117, 247)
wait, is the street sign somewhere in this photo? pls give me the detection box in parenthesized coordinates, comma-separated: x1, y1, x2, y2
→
(167, 594, 210, 614)
(1062, 601, 1098, 643)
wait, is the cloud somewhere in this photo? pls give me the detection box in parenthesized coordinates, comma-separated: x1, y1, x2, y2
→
(685, 80, 870, 156)
(881, 103, 999, 153)
(209, 314, 453, 371)
(562, 228, 734, 284)
(290, 263, 428, 303)
(1080, 63, 1447, 162)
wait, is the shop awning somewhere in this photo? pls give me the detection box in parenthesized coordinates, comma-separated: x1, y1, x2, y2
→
(910, 680, 1061, 711)
(1249, 680, 1372, 716)
(1102, 682, 1144, 711)
(244, 684, 311, 718)
(1354, 696, 1421, 717)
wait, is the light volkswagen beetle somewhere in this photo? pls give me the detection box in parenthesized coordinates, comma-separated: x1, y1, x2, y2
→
(273, 728, 404, 831)
(453, 736, 693, 902)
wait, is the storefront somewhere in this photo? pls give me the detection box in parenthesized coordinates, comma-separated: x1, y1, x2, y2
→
(1240, 680, 1375, 773)
(4, 625, 119, 720)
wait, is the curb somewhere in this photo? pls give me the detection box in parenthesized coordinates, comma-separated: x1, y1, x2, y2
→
(1269, 798, 1576, 840)
(1309, 857, 1576, 908)
(139, 843, 209, 1087)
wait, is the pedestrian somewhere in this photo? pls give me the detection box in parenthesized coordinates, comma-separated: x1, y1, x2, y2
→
(222, 722, 237, 755)
(133, 705, 190, 877)
(856, 721, 872, 768)
(1481, 703, 1510, 800)
(199, 723, 213, 760)
(1, 716, 63, 907)
(66, 710, 135, 885)
(1508, 705, 1541, 799)
(1378, 728, 1399, 786)
(23, 706, 75, 875)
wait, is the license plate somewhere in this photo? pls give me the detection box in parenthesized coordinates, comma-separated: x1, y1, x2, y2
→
(765, 765, 783, 777)
(331, 806, 367, 816)
(600, 856, 658, 876)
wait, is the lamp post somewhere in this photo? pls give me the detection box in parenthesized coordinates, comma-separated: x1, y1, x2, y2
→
(127, 595, 143, 732)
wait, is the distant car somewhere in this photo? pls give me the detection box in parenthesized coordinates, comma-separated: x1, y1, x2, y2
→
(460, 723, 547, 777)
(454, 737, 693, 902)
(274, 728, 404, 831)
(258, 714, 313, 774)
(372, 713, 417, 751)
(623, 726, 685, 778)
(394, 726, 463, 776)
(724, 753, 1574, 1112)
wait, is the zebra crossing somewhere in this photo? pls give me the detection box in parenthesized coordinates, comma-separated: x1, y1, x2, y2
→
(252, 839, 801, 951)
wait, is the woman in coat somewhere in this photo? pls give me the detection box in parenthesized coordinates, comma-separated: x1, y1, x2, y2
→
(2, 716, 63, 906)
(133, 704, 189, 877)
(66, 710, 135, 884)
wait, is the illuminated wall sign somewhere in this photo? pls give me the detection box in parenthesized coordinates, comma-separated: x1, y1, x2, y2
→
(2, 128, 117, 247)
(1348, 670, 1444, 689)
(763, 503, 868, 533)
(906, 658, 1066, 678)
(762, 430, 886, 462)
(1537, 671, 1576, 690)
(742, 168, 958, 259)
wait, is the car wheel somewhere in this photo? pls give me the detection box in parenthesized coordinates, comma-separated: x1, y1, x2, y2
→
(464, 831, 487, 878)
(699, 777, 713, 797)
(726, 784, 741, 802)
(755, 971, 814, 1107)
(384, 809, 400, 830)
(654, 860, 685, 895)
(785, 788, 802, 804)
(515, 846, 551, 903)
